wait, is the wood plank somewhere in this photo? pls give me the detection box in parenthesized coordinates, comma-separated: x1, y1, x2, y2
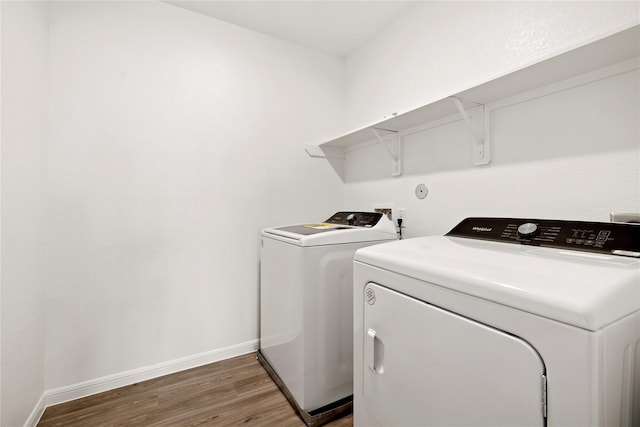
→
(38, 353, 353, 426)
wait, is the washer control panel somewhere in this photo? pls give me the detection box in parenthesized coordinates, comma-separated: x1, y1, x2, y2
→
(325, 211, 384, 227)
(447, 217, 640, 257)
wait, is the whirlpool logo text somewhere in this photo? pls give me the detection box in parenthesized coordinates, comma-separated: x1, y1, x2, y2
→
(472, 227, 492, 232)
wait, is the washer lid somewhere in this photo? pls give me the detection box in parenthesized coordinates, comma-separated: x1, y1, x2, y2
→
(263, 212, 397, 246)
(354, 235, 640, 331)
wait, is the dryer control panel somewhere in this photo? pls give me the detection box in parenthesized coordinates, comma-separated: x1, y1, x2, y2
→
(447, 217, 640, 257)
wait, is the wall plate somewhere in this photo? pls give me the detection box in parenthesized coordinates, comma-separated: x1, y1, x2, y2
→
(415, 184, 428, 200)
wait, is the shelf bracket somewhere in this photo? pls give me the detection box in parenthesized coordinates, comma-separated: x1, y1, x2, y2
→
(450, 96, 490, 165)
(372, 127, 402, 176)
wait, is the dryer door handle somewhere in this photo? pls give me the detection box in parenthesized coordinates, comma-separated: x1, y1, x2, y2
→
(367, 328, 384, 373)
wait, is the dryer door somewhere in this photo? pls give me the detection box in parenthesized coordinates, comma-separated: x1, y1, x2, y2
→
(362, 283, 546, 427)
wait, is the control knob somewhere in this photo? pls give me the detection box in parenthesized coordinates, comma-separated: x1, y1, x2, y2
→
(517, 222, 539, 239)
(347, 213, 356, 226)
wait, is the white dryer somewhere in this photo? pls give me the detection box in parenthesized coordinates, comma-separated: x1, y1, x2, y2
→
(260, 211, 397, 426)
(353, 217, 640, 427)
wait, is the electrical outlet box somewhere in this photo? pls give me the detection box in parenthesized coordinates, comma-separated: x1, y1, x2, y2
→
(375, 208, 393, 221)
(373, 204, 394, 221)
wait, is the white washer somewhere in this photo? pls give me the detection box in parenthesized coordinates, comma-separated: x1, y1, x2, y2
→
(260, 211, 397, 426)
(353, 217, 640, 427)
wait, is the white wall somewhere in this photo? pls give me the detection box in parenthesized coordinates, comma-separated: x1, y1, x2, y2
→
(1, 1, 49, 426)
(342, 1, 640, 237)
(345, 1, 640, 128)
(3, 1, 639, 424)
(45, 1, 343, 392)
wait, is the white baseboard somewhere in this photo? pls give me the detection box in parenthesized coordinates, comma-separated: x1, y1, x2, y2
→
(26, 339, 259, 427)
(24, 394, 46, 427)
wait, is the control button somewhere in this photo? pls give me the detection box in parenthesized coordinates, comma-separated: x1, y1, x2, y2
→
(517, 223, 539, 238)
(566, 238, 574, 244)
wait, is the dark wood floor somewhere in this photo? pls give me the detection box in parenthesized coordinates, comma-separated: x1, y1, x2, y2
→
(38, 352, 353, 426)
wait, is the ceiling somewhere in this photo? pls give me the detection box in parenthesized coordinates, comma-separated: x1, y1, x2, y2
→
(165, 1, 416, 57)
